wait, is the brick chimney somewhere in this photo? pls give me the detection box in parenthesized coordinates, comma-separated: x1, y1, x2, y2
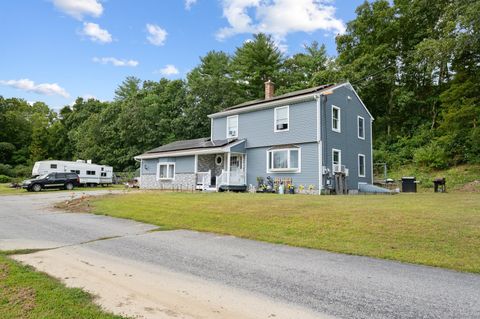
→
(264, 80, 275, 99)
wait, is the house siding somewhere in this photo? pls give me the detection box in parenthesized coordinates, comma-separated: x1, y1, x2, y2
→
(212, 99, 318, 148)
(141, 156, 195, 176)
(321, 85, 372, 189)
(246, 142, 319, 190)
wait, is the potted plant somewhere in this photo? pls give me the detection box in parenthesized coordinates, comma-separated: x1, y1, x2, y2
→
(298, 184, 305, 194)
(287, 183, 295, 194)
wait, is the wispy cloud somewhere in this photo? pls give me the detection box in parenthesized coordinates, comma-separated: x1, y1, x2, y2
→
(81, 22, 112, 43)
(216, 0, 345, 49)
(0, 79, 70, 98)
(146, 24, 167, 46)
(156, 64, 180, 76)
(185, 0, 197, 10)
(93, 57, 139, 67)
(52, 0, 103, 20)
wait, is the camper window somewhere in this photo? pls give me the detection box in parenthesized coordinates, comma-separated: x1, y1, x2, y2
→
(86, 170, 96, 175)
(50, 164, 57, 169)
(101, 172, 107, 177)
(70, 170, 80, 174)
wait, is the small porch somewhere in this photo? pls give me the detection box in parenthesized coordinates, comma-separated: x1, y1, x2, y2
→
(195, 152, 247, 192)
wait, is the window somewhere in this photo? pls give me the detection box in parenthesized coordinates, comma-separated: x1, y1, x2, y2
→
(56, 173, 66, 179)
(358, 116, 365, 139)
(50, 164, 57, 169)
(86, 170, 96, 175)
(101, 172, 107, 177)
(157, 163, 175, 180)
(267, 148, 300, 172)
(358, 154, 366, 177)
(332, 106, 341, 132)
(215, 155, 223, 166)
(274, 106, 289, 132)
(226, 115, 238, 138)
(70, 170, 80, 174)
(332, 149, 342, 172)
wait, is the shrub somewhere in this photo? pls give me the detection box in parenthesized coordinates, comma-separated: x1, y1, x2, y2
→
(0, 164, 14, 177)
(13, 165, 32, 178)
(413, 141, 449, 169)
(0, 175, 11, 183)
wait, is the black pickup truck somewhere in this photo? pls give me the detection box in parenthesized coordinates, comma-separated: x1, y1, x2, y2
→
(22, 172, 80, 192)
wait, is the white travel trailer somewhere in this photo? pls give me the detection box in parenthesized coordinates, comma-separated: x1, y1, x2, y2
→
(32, 160, 113, 186)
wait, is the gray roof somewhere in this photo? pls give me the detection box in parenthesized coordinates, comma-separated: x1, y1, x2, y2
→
(145, 137, 236, 154)
(225, 83, 335, 111)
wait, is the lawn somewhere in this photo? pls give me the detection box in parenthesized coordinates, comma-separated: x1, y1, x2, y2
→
(0, 252, 124, 319)
(0, 183, 125, 196)
(74, 191, 480, 273)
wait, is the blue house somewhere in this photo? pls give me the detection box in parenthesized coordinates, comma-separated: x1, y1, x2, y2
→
(135, 81, 373, 194)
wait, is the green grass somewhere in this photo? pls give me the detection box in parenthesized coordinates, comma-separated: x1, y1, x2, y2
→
(380, 164, 480, 192)
(0, 183, 125, 196)
(81, 191, 480, 273)
(0, 253, 125, 319)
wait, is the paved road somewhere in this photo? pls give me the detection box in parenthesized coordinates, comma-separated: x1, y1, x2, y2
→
(1, 192, 479, 318)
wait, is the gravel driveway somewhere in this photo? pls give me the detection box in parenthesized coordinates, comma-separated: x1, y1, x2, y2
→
(1, 191, 479, 319)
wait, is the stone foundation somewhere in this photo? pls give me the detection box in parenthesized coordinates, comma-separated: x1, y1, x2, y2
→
(140, 173, 196, 190)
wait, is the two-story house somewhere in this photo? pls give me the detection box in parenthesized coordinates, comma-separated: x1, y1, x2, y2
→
(135, 81, 373, 194)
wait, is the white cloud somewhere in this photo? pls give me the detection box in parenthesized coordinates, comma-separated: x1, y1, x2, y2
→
(156, 64, 180, 76)
(0, 79, 70, 98)
(216, 0, 345, 46)
(146, 24, 167, 46)
(185, 0, 197, 10)
(81, 22, 112, 43)
(52, 0, 103, 20)
(93, 57, 139, 67)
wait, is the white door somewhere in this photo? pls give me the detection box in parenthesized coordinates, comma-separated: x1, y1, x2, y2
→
(229, 154, 244, 184)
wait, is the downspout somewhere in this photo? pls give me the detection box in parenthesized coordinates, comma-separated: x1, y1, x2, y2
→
(314, 94, 323, 195)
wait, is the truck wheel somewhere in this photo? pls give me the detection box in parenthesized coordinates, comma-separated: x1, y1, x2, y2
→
(32, 184, 42, 192)
(65, 183, 74, 190)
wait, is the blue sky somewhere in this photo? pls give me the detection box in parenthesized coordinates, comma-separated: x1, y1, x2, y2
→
(0, 0, 364, 110)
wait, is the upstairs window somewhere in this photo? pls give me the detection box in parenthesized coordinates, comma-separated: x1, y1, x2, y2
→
(86, 170, 96, 175)
(358, 116, 365, 139)
(358, 154, 366, 177)
(226, 115, 238, 138)
(274, 106, 289, 132)
(157, 163, 175, 180)
(332, 106, 341, 133)
(267, 148, 300, 173)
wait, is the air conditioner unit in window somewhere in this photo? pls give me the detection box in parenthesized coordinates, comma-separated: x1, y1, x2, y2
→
(276, 123, 288, 130)
(228, 130, 236, 136)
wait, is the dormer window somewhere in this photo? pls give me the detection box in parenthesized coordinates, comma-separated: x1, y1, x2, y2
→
(274, 106, 289, 132)
(226, 115, 238, 138)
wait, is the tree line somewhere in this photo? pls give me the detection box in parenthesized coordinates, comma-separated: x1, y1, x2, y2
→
(1, 0, 478, 179)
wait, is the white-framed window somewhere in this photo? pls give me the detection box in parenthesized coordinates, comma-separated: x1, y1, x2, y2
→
(157, 162, 175, 180)
(358, 116, 365, 139)
(86, 170, 96, 175)
(332, 148, 342, 172)
(226, 115, 238, 138)
(332, 105, 341, 133)
(358, 154, 366, 177)
(274, 105, 289, 132)
(266, 148, 301, 173)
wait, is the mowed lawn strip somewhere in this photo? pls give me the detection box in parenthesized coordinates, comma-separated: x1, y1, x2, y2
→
(0, 253, 125, 319)
(86, 192, 480, 273)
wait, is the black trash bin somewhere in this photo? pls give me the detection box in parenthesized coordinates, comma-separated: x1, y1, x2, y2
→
(401, 177, 417, 192)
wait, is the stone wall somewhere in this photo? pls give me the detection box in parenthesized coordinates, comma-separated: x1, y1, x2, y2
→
(140, 173, 196, 190)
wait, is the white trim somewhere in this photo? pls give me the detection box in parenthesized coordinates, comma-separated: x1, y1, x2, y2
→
(331, 105, 341, 133)
(358, 154, 366, 177)
(357, 116, 365, 140)
(194, 155, 198, 174)
(370, 118, 374, 183)
(346, 83, 374, 120)
(244, 153, 248, 185)
(226, 115, 238, 138)
(226, 152, 231, 185)
(266, 147, 301, 173)
(315, 95, 322, 194)
(332, 148, 341, 172)
(274, 105, 289, 132)
(210, 118, 213, 140)
(215, 154, 223, 166)
(156, 162, 175, 180)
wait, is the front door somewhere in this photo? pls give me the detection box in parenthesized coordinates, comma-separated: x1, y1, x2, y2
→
(229, 154, 244, 184)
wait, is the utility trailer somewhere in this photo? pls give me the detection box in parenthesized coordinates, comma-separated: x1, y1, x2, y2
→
(32, 160, 113, 186)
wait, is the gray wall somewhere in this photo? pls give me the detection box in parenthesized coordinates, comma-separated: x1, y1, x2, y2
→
(246, 142, 319, 189)
(141, 156, 195, 176)
(212, 99, 317, 148)
(322, 85, 372, 189)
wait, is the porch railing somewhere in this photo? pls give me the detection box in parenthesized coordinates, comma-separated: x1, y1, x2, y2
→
(196, 170, 211, 190)
(216, 169, 246, 189)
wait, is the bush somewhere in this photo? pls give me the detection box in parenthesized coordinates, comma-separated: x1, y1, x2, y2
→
(0, 164, 14, 177)
(413, 141, 449, 169)
(13, 165, 32, 178)
(0, 175, 11, 183)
